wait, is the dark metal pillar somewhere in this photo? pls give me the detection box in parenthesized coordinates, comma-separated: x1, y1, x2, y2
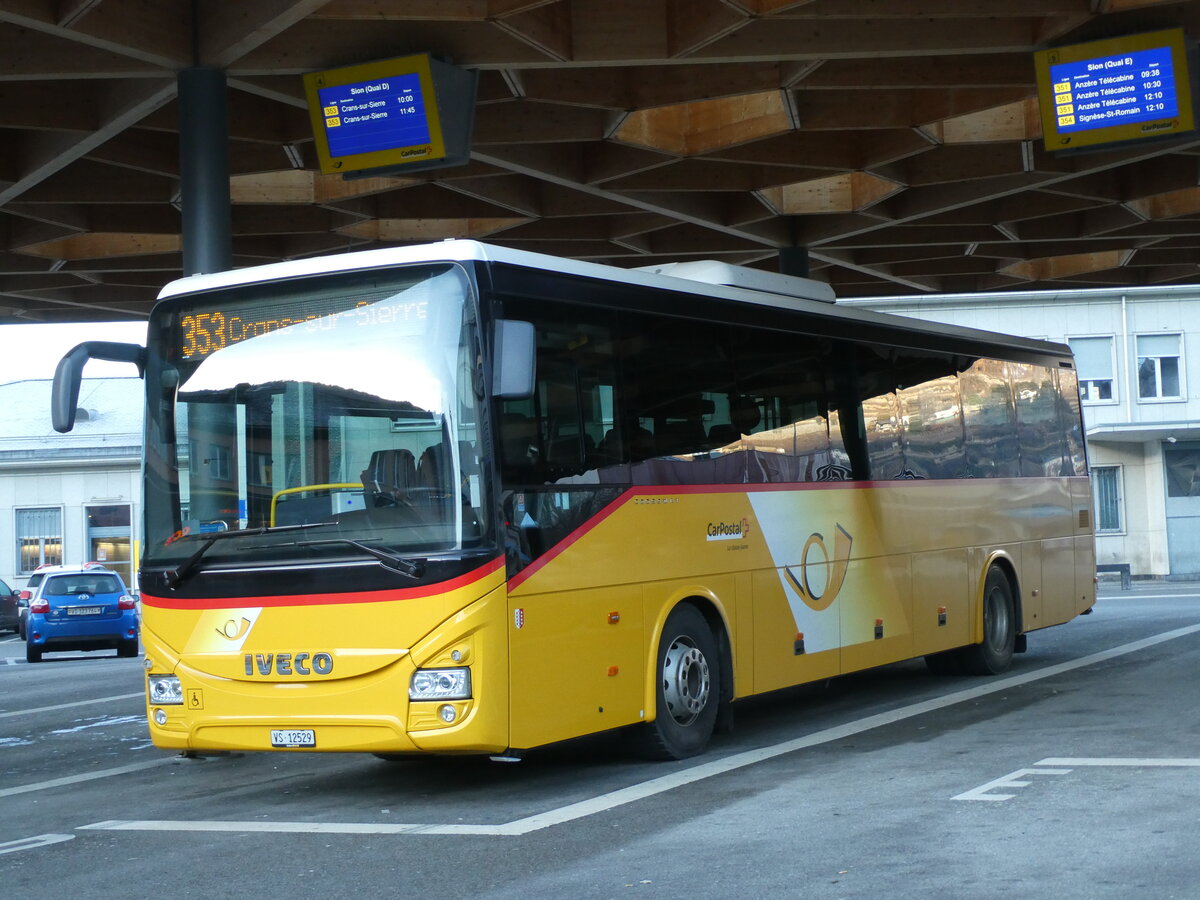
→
(178, 66, 232, 275)
(779, 246, 809, 278)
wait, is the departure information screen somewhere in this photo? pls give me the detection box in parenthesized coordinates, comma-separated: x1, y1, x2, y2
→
(317, 74, 432, 158)
(1035, 29, 1195, 151)
(1049, 45, 1179, 134)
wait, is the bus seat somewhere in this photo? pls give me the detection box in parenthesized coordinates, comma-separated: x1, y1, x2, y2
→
(418, 442, 481, 499)
(656, 420, 707, 456)
(360, 448, 416, 507)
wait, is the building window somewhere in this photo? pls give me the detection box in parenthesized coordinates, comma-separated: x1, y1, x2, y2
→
(1092, 466, 1122, 533)
(208, 443, 231, 480)
(1136, 333, 1181, 400)
(1068, 336, 1115, 403)
(16, 507, 63, 573)
(1164, 447, 1200, 498)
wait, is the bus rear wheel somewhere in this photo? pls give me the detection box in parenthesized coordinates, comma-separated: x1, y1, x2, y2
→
(959, 566, 1016, 675)
(633, 604, 720, 760)
(925, 567, 1016, 677)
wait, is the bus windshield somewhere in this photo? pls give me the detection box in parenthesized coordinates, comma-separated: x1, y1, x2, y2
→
(142, 263, 489, 569)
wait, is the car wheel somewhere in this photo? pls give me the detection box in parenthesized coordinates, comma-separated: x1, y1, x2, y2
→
(118, 637, 139, 658)
(26, 642, 42, 663)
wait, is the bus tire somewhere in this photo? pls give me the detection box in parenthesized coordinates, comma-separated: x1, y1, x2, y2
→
(633, 604, 720, 760)
(959, 566, 1016, 676)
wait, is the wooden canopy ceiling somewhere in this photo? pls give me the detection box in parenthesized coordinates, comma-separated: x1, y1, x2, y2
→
(2, 0, 1200, 323)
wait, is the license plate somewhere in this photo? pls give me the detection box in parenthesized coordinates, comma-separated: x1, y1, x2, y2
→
(67, 606, 102, 616)
(271, 729, 315, 748)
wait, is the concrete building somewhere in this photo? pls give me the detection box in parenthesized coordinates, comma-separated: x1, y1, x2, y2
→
(0, 377, 142, 590)
(845, 285, 1200, 580)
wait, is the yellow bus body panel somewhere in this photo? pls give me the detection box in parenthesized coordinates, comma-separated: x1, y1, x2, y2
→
(507, 477, 1093, 744)
(142, 562, 510, 754)
(143, 477, 1093, 755)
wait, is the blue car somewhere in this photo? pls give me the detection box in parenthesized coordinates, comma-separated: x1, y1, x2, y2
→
(25, 565, 139, 663)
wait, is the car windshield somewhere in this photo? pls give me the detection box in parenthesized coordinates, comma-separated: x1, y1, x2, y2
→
(142, 263, 490, 569)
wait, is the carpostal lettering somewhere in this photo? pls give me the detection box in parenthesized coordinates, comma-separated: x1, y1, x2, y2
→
(244, 651, 334, 676)
(707, 518, 751, 542)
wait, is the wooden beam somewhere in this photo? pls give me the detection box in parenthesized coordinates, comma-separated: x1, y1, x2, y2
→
(760, 172, 902, 214)
(999, 249, 1129, 280)
(666, 0, 745, 58)
(338, 217, 531, 241)
(0, 0, 188, 66)
(493, 1, 572, 60)
(19, 231, 182, 259)
(0, 80, 176, 206)
(614, 91, 790, 155)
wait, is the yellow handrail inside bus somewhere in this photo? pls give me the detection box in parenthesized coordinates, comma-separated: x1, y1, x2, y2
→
(270, 483, 361, 526)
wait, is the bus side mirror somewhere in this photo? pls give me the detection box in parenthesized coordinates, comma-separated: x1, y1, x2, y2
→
(492, 319, 535, 399)
(52, 341, 147, 433)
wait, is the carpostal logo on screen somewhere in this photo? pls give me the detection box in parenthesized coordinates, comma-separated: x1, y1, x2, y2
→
(706, 517, 751, 542)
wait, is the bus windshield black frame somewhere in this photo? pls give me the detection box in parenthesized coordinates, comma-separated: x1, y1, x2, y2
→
(141, 262, 493, 574)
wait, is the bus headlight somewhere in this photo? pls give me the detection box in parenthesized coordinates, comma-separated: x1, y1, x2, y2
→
(148, 674, 184, 705)
(409, 667, 471, 701)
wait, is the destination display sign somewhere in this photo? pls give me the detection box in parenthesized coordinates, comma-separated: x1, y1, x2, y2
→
(317, 74, 433, 160)
(1035, 29, 1196, 151)
(303, 54, 449, 175)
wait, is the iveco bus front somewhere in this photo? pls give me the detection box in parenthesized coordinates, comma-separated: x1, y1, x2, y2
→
(54, 247, 533, 755)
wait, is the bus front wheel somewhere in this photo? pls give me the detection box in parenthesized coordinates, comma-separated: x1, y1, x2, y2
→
(634, 604, 720, 760)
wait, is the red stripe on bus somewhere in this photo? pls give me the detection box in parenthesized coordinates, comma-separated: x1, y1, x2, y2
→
(141, 554, 505, 610)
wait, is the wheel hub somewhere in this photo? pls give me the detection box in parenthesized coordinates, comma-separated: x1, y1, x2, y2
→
(663, 638, 710, 726)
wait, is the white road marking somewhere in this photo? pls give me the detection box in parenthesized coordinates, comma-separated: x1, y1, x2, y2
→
(50, 714, 145, 734)
(0, 834, 75, 855)
(952, 767, 1073, 801)
(78, 621, 1200, 837)
(1037, 757, 1200, 767)
(0, 758, 176, 800)
(0, 693, 144, 721)
(955, 757, 1200, 801)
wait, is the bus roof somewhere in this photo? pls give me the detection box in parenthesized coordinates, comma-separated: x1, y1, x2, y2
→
(156, 240, 1072, 362)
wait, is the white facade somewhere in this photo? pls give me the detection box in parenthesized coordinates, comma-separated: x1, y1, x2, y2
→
(0, 378, 142, 590)
(844, 285, 1200, 580)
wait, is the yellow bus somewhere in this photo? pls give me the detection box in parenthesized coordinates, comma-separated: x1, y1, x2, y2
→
(53, 241, 1095, 760)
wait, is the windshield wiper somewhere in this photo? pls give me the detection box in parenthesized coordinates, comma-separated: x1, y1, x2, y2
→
(293, 538, 426, 579)
(163, 523, 325, 589)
